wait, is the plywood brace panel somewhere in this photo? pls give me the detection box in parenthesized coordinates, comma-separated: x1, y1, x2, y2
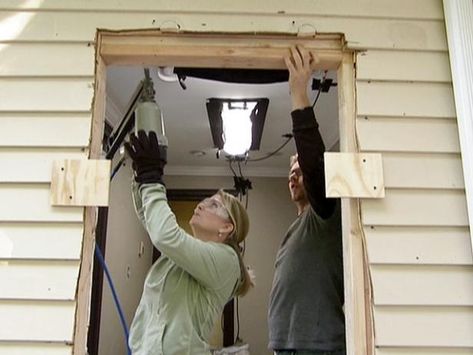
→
(325, 152, 385, 198)
(50, 159, 111, 207)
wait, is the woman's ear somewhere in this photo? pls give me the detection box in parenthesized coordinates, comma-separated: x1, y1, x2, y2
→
(219, 222, 234, 239)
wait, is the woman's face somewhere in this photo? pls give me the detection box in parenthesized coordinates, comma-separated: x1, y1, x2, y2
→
(189, 194, 232, 240)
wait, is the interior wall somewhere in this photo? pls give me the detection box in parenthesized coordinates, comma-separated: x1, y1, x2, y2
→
(98, 157, 153, 355)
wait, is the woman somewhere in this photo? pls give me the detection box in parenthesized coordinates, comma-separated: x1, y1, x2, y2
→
(125, 131, 253, 355)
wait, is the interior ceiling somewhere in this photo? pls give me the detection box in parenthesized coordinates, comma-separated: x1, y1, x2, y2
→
(106, 66, 339, 177)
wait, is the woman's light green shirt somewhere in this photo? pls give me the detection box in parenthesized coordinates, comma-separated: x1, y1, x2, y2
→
(128, 183, 240, 355)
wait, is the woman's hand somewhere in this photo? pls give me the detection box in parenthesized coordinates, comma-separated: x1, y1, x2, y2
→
(284, 45, 313, 110)
(124, 130, 167, 184)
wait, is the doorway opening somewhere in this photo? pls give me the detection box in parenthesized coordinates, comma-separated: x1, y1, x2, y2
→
(79, 30, 370, 355)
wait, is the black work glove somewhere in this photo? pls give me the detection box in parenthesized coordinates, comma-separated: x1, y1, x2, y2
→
(124, 130, 167, 184)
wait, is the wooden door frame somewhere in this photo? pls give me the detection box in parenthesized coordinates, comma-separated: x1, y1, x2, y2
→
(77, 29, 373, 355)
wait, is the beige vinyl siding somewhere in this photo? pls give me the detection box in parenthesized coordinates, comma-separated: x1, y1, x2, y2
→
(377, 349, 473, 355)
(0, 300, 76, 341)
(365, 226, 472, 265)
(0, 1, 471, 354)
(0, 114, 92, 147)
(0, 0, 445, 19)
(0, 148, 88, 182)
(0, 261, 79, 300)
(353, 6, 473, 353)
(0, 222, 83, 260)
(0, 13, 447, 50)
(375, 306, 473, 347)
(0, 342, 72, 355)
(382, 153, 464, 189)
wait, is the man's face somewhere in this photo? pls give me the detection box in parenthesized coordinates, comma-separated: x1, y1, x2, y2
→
(288, 161, 307, 203)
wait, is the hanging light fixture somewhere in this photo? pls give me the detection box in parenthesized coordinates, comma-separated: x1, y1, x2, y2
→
(206, 98, 269, 158)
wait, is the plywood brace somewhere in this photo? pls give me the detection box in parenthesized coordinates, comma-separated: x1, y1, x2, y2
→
(50, 159, 111, 207)
(325, 152, 385, 198)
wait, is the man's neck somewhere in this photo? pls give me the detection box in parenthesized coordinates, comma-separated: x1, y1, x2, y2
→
(296, 200, 309, 216)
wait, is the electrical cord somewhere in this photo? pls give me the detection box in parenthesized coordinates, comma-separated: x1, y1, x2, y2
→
(235, 297, 241, 343)
(228, 159, 238, 177)
(94, 244, 132, 355)
(312, 70, 328, 108)
(237, 160, 243, 178)
(312, 89, 322, 108)
(247, 134, 293, 162)
(110, 156, 126, 180)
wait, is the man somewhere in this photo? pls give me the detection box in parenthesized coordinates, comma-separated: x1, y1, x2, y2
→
(268, 46, 345, 355)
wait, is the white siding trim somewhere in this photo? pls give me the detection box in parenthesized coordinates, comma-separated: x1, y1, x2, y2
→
(443, 0, 473, 256)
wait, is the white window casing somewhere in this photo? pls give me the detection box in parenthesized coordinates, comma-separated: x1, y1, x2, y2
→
(443, 0, 473, 254)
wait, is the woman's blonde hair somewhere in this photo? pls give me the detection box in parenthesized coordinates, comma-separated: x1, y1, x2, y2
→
(217, 190, 254, 296)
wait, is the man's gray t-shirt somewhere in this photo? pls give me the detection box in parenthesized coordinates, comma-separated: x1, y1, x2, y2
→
(268, 202, 344, 351)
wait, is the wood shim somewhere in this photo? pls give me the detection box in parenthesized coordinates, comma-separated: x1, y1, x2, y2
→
(50, 159, 111, 206)
(325, 152, 385, 198)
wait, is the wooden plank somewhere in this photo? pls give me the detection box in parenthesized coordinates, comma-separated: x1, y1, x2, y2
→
(0, 222, 83, 260)
(362, 189, 469, 226)
(0, 78, 94, 111)
(0, 184, 83, 222)
(73, 53, 107, 355)
(0, 12, 447, 51)
(357, 82, 456, 118)
(382, 152, 464, 189)
(324, 152, 385, 198)
(0, 0, 445, 20)
(371, 265, 473, 306)
(102, 42, 342, 70)
(0, 43, 94, 77)
(338, 52, 372, 355)
(100, 32, 343, 69)
(0, 113, 91, 147)
(365, 226, 473, 265)
(0, 148, 88, 183)
(0, 261, 79, 300)
(0, 301, 75, 342)
(374, 306, 473, 347)
(357, 50, 452, 83)
(357, 117, 460, 153)
(0, 343, 72, 355)
(376, 347, 473, 355)
(50, 160, 111, 207)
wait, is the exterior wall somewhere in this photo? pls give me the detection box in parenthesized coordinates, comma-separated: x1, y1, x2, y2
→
(0, 1, 471, 354)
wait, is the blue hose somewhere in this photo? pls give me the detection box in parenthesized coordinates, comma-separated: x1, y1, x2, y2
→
(95, 243, 132, 355)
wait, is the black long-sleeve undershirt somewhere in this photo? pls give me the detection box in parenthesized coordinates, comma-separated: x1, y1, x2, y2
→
(291, 107, 336, 219)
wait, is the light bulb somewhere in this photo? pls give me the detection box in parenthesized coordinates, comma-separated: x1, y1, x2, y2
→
(221, 102, 255, 156)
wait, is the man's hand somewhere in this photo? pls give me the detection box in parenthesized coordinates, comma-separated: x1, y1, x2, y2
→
(284, 45, 313, 111)
(124, 130, 167, 184)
